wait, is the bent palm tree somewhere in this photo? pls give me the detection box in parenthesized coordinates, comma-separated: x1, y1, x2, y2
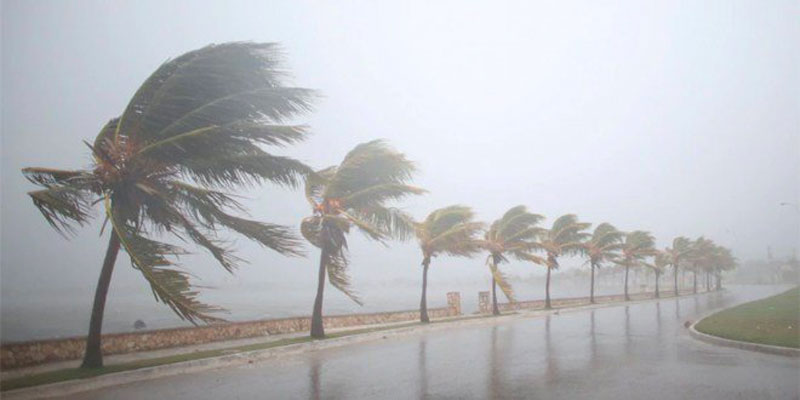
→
(664, 237, 692, 296)
(617, 231, 656, 301)
(689, 237, 715, 294)
(301, 140, 424, 338)
(23, 42, 314, 368)
(538, 214, 591, 309)
(711, 246, 736, 290)
(644, 250, 669, 298)
(414, 205, 484, 322)
(482, 206, 545, 315)
(582, 223, 623, 303)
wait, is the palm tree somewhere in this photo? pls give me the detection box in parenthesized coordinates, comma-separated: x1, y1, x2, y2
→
(664, 237, 692, 296)
(482, 206, 545, 315)
(582, 223, 624, 303)
(537, 215, 591, 309)
(644, 250, 670, 298)
(300, 140, 424, 338)
(414, 206, 484, 322)
(617, 231, 656, 301)
(710, 246, 736, 290)
(22, 43, 314, 368)
(689, 237, 715, 294)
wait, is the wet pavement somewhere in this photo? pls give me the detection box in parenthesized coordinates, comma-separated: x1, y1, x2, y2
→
(56, 286, 799, 399)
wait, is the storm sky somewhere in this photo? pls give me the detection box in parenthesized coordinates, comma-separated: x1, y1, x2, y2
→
(2, 1, 798, 335)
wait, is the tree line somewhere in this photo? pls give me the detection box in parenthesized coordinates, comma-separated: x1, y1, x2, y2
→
(21, 42, 737, 369)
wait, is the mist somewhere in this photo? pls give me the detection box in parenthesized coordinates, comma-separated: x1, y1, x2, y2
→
(1, 0, 798, 341)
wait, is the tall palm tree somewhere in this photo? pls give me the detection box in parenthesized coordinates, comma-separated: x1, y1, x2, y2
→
(537, 215, 591, 309)
(582, 223, 624, 303)
(664, 236, 692, 296)
(482, 206, 545, 315)
(644, 250, 670, 298)
(617, 231, 656, 301)
(22, 42, 314, 368)
(414, 205, 484, 322)
(301, 140, 424, 338)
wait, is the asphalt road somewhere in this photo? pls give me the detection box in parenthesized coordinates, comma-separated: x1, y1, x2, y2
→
(56, 285, 799, 400)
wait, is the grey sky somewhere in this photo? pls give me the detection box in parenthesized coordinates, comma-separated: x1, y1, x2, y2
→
(1, 1, 798, 336)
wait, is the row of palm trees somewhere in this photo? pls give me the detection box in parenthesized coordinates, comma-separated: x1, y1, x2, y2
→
(413, 206, 737, 321)
(21, 42, 736, 369)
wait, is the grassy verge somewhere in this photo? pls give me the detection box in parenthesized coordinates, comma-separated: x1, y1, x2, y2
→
(1, 315, 493, 392)
(695, 287, 800, 349)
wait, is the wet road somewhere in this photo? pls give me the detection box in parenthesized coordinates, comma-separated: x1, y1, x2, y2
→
(58, 286, 799, 400)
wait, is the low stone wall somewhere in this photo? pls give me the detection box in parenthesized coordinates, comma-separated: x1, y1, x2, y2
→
(477, 289, 708, 314)
(1, 292, 462, 370)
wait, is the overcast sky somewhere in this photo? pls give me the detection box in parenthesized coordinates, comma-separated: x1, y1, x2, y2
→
(2, 1, 798, 334)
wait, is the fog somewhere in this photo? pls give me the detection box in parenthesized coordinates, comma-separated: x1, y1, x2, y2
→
(1, 0, 798, 341)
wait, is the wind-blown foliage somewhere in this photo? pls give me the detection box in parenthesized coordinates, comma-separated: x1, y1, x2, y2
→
(415, 205, 484, 322)
(301, 140, 424, 336)
(537, 214, 591, 308)
(687, 237, 716, 292)
(643, 249, 670, 298)
(23, 42, 314, 366)
(482, 205, 546, 314)
(664, 236, 693, 295)
(583, 222, 624, 302)
(616, 230, 656, 300)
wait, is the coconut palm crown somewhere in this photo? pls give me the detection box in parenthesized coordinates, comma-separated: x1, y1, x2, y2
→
(582, 222, 624, 303)
(301, 140, 425, 337)
(22, 42, 315, 367)
(537, 214, 591, 308)
(483, 205, 546, 315)
(414, 205, 484, 322)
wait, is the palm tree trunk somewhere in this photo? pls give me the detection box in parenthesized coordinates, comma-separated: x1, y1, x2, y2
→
(420, 258, 431, 323)
(310, 245, 328, 338)
(654, 271, 660, 298)
(716, 273, 721, 290)
(674, 265, 679, 296)
(693, 270, 697, 294)
(545, 265, 552, 309)
(589, 262, 596, 304)
(81, 232, 121, 368)
(491, 277, 500, 315)
(624, 265, 630, 301)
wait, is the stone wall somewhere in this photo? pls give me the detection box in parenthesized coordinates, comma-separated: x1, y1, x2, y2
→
(1, 292, 461, 370)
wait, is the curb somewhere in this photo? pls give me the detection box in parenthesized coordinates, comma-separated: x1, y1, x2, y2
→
(688, 313, 800, 358)
(3, 289, 717, 399)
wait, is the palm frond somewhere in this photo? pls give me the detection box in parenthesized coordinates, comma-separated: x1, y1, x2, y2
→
(350, 206, 416, 241)
(323, 140, 418, 199)
(341, 183, 426, 210)
(116, 42, 315, 144)
(488, 258, 515, 302)
(178, 150, 312, 189)
(108, 203, 224, 324)
(216, 213, 305, 257)
(27, 185, 95, 236)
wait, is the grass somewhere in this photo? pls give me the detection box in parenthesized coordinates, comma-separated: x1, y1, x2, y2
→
(695, 286, 800, 349)
(0, 315, 494, 392)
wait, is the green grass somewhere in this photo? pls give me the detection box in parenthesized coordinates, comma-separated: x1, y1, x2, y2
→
(0, 315, 495, 392)
(695, 287, 800, 349)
